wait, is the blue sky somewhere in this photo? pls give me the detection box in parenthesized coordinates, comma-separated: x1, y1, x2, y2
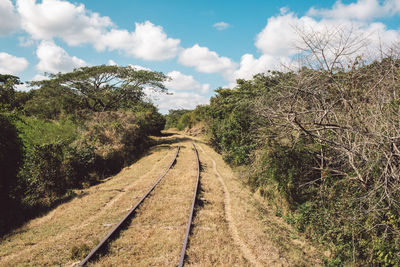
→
(1, 0, 400, 113)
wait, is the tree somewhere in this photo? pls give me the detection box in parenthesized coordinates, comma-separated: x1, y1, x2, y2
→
(0, 74, 22, 109)
(30, 65, 169, 112)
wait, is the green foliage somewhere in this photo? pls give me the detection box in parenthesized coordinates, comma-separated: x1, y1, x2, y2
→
(20, 142, 68, 204)
(0, 113, 23, 234)
(0, 114, 23, 197)
(0, 113, 24, 235)
(204, 75, 275, 164)
(30, 65, 168, 112)
(70, 243, 90, 260)
(248, 139, 320, 208)
(132, 102, 166, 135)
(15, 116, 78, 147)
(165, 109, 192, 130)
(24, 85, 81, 119)
(0, 74, 22, 110)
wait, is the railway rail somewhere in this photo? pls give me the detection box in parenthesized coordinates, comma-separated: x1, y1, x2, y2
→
(179, 143, 201, 267)
(78, 143, 201, 266)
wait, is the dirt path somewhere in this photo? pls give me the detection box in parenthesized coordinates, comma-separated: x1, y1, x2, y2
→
(0, 132, 323, 266)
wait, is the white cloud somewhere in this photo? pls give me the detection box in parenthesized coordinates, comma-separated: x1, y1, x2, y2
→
(108, 59, 117, 65)
(18, 36, 35, 47)
(17, 0, 112, 45)
(0, 52, 29, 75)
(307, 0, 400, 21)
(213, 21, 230, 30)
(280, 7, 289, 15)
(149, 90, 209, 114)
(178, 44, 237, 77)
(0, 0, 20, 35)
(165, 70, 210, 93)
(97, 21, 180, 61)
(36, 40, 87, 73)
(233, 54, 287, 81)
(129, 21, 180, 60)
(128, 64, 151, 71)
(32, 74, 49, 81)
(255, 13, 319, 57)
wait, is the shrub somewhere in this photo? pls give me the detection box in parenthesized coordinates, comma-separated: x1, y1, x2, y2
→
(0, 113, 23, 234)
(20, 142, 67, 205)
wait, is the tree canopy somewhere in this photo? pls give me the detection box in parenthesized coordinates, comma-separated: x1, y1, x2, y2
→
(0, 74, 22, 109)
(30, 65, 169, 112)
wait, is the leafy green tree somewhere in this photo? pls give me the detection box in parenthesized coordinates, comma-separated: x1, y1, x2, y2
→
(165, 109, 191, 129)
(0, 74, 22, 110)
(24, 85, 81, 119)
(30, 65, 169, 112)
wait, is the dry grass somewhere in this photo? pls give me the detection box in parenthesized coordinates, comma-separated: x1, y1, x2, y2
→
(0, 141, 178, 266)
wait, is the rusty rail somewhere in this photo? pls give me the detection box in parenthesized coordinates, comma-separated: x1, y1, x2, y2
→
(79, 145, 180, 266)
(178, 143, 201, 267)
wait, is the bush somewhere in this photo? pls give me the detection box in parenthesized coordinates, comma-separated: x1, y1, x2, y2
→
(0, 113, 23, 234)
(0, 114, 23, 200)
(20, 142, 67, 205)
(248, 139, 320, 208)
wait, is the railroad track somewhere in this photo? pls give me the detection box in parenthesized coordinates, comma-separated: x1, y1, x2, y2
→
(78, 143, 201, 266)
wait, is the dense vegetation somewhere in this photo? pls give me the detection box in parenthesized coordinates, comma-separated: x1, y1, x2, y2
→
(168, 31, 400, 265)
(0, 66, 167, 236)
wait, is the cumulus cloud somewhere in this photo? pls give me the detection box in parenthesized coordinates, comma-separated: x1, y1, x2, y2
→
(97, 21, 180, 61)
(0, 0, 20, 36)
(165, 71, 210, 93)
(36, 40, 87, 73)
(107, 59, 117, 65)
(308, 0, 400, 21)
(128, 64, 151, 71)
(178, 44, 237, 78)
(233, 54, 287, 81)
(17, 0, 112, 45)
(32, 74, 49, 81)
(213, 21, 230, 30)
(0, 52, 29, 74)
(18, 36, 35, 47)
(149, 90, 209, 114)
(255, 13, 319, 57)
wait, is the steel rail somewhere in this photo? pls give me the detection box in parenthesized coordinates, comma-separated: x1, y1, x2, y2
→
(178, 143, 201, 267)
(79, 145, 181, 266)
